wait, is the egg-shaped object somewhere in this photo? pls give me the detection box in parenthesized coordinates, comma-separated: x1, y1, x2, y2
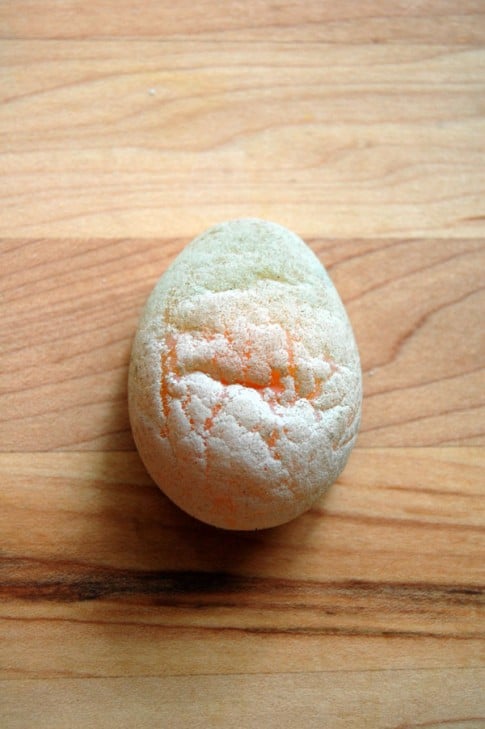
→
(129, 219, 361, 530)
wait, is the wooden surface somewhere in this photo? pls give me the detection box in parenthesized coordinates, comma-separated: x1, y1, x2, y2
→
(1, 2, 484, 727)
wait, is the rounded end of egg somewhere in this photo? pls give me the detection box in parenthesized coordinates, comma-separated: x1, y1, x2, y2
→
(129, 219, 362, 530)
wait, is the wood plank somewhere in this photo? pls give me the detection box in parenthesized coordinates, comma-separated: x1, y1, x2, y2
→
(2, 615, 482, 679)
(1, 238, 483, 450)
(1, 448, 482, 580)
(2, 671, 484, 729)
(1, 42, 484, 238)
(1, 1, 484, 44)
(1, 2, 483, 724)
(1, 449, 483, 678)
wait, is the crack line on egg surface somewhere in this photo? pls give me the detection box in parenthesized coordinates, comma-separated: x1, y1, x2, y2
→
(181, 369, 343, 410)
(158, 319, 350, 480)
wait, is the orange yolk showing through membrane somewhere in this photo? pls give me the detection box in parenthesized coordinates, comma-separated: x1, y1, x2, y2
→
(160, 333, 178, 437)
(217, 366, 285, 393)
(160, 327, 325, 444)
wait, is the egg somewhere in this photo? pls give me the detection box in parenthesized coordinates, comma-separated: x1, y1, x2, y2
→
(129, 219, 362, 530)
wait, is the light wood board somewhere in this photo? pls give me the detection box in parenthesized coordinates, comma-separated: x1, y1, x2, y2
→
(1, 2, 484, 727)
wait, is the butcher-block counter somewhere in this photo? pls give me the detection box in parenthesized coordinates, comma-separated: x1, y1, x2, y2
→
(1, 2, 484, 727)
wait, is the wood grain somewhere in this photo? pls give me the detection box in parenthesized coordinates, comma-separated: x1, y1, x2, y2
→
(1, 1, 484, 44)
(2, 671, 485, 729)
(1, 238, 483, 450)
(2, 41, 484, 238)
(0, 447, 483, 682)
(1, 1, 484, 725)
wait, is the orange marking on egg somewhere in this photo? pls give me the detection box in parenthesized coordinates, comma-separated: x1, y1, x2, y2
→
(204, 401, 223, 431)
(180, 390, 195, 430)
(268, 368, 284, 393)
(266, 428, 279, 448)
(159, 332, 178, 437)
(306, 385, 321, 400)
(283, 331, 321, 401)
(203, 400, 225, 482)
(234, 367, 285, 396)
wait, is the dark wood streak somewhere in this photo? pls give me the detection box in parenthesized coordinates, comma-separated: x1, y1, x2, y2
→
(1, 559, 483, 615)
(0, 614, 480, 642)
(398, 719, 485, 729)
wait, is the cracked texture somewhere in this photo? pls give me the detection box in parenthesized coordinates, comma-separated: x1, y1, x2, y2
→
(129, 219, 362, 529)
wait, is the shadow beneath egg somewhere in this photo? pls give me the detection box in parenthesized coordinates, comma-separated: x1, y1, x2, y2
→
(65, 354, 324, 677)
(89, 350, 321, 597)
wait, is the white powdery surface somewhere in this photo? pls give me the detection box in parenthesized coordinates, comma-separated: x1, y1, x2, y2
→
(129, 219, 362, 530)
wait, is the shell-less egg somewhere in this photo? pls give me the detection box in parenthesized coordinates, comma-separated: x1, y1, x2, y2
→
(129, 219, 362, 530)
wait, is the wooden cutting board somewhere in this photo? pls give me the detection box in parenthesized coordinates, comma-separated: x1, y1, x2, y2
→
(1, 2, 484, 727)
